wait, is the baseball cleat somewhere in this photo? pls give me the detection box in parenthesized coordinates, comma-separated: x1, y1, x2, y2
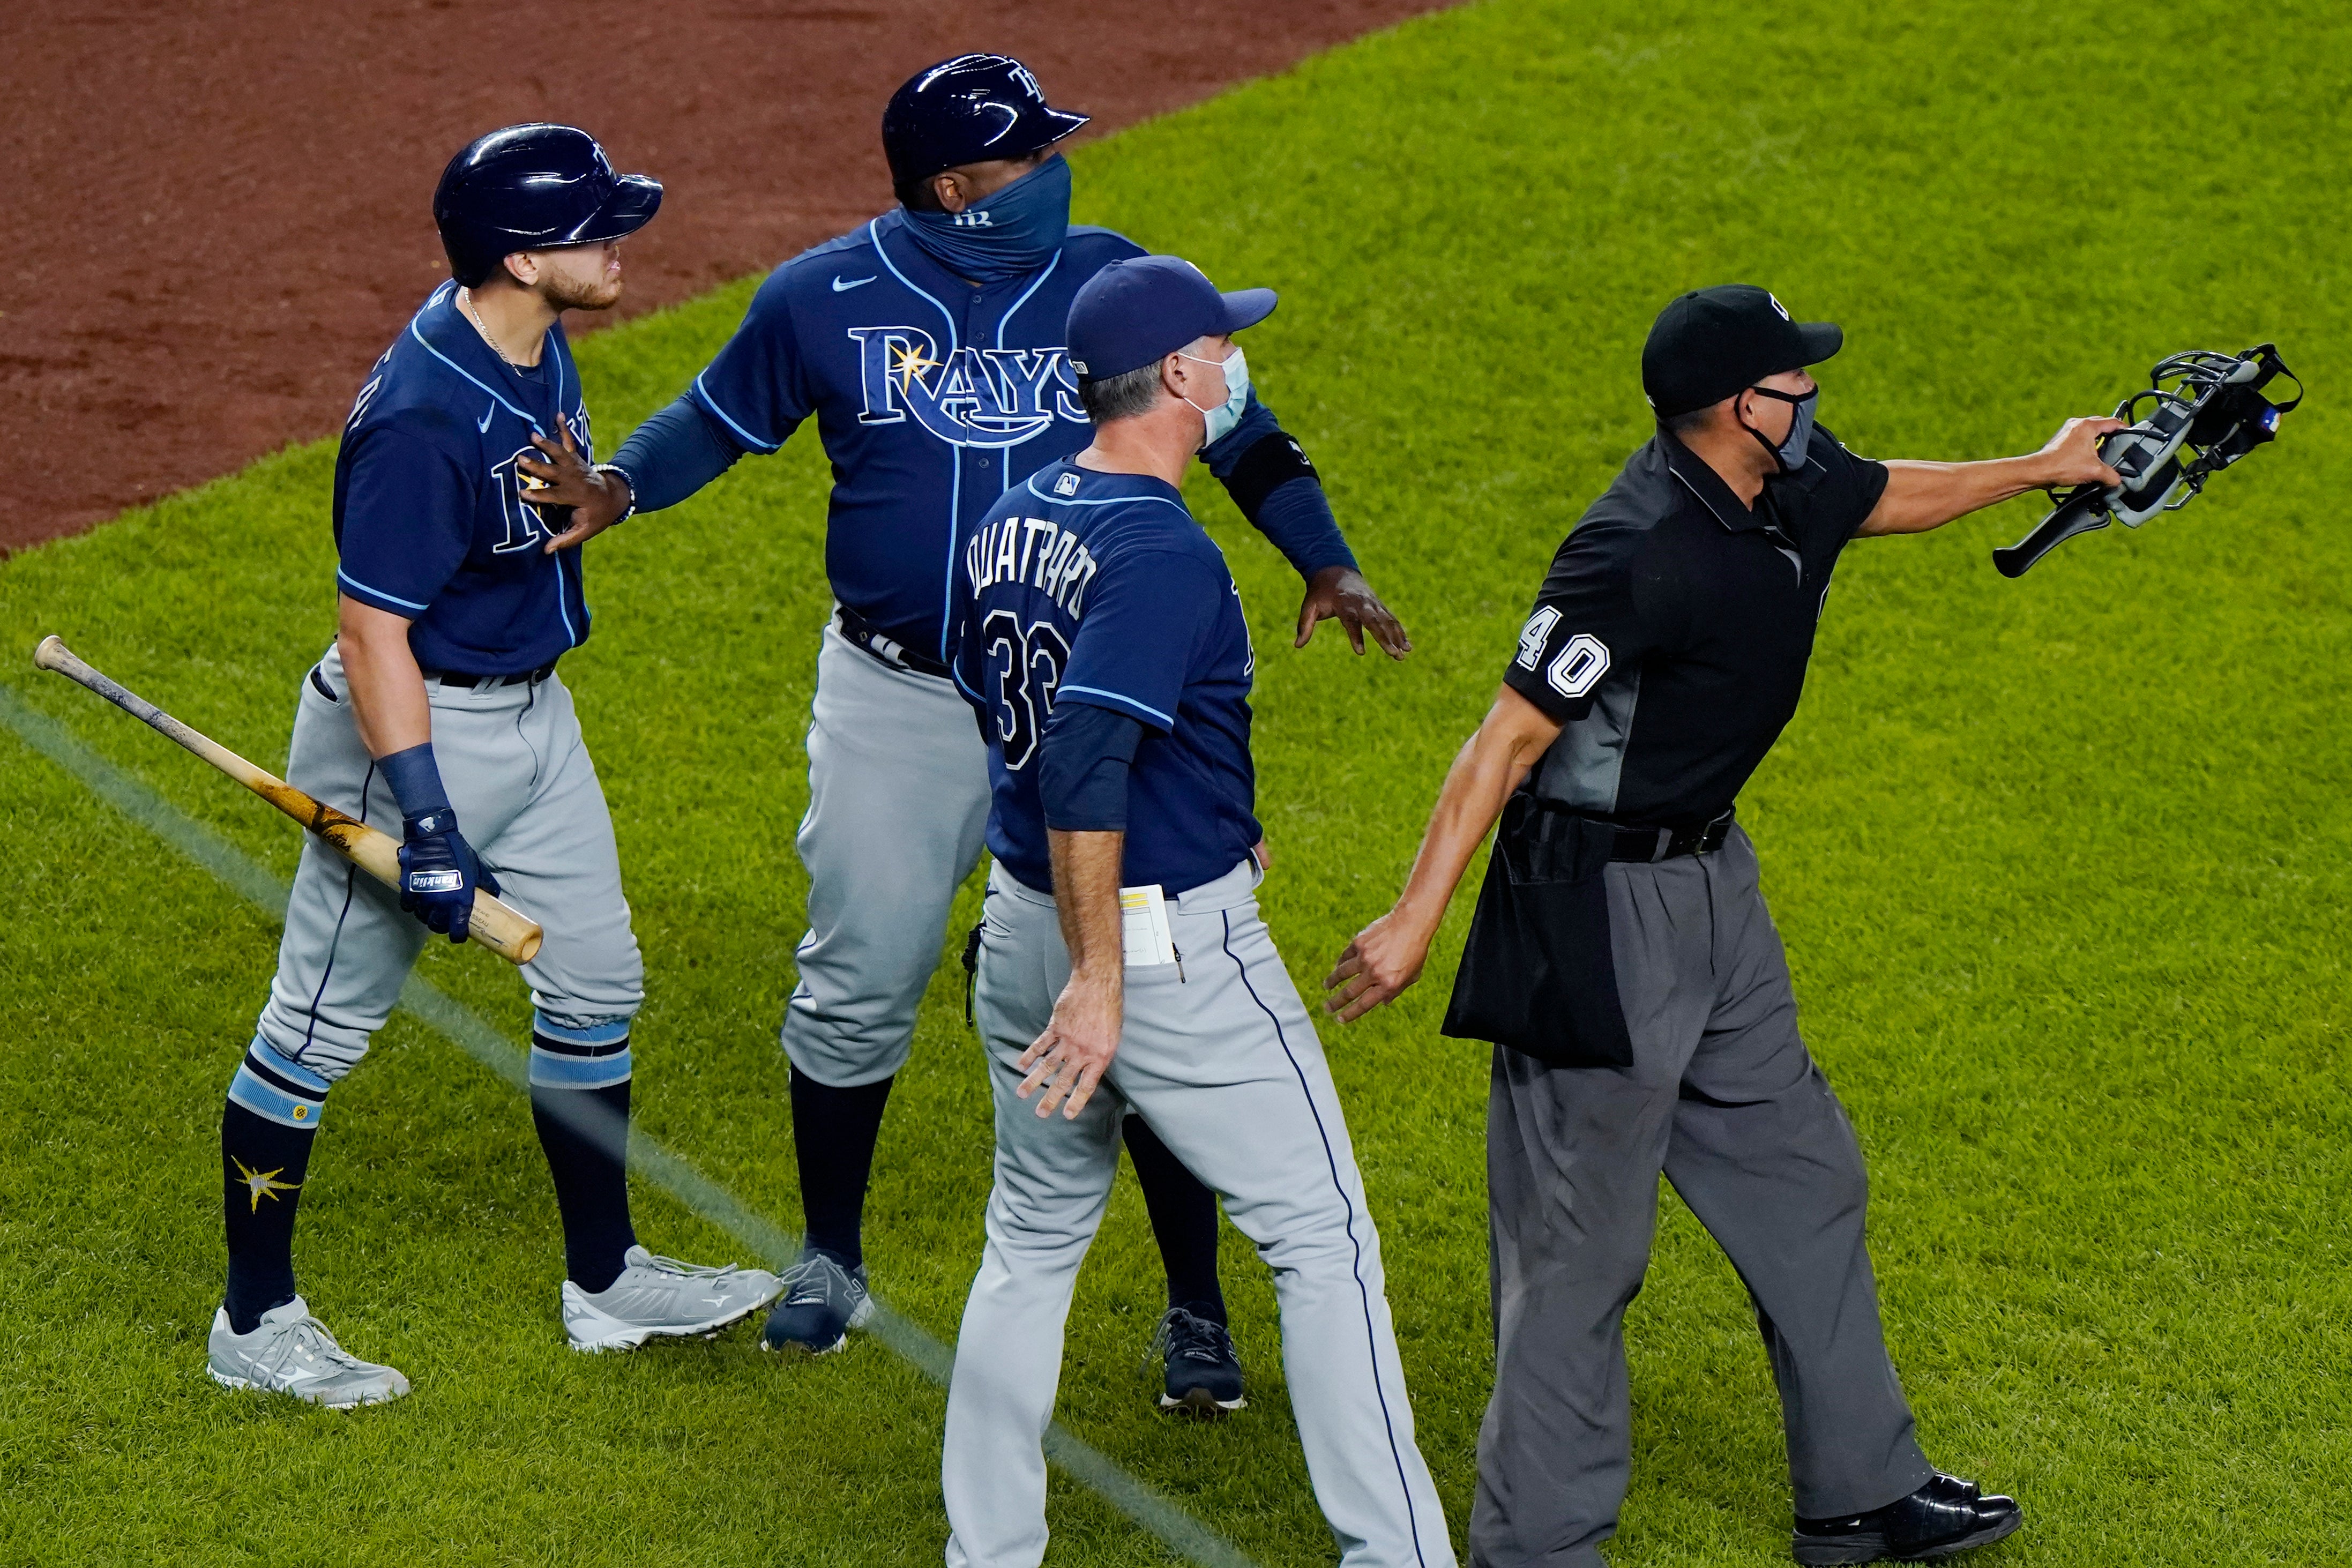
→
(1792, 1473, 2023, 1564)
(561, 1245, 785, 1354)
(206, 1297, 410, 1409)
(760, 1249, 875, 1354)
(1155, 1306, 1246, 1416)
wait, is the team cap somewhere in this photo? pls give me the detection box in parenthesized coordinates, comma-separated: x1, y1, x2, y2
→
(1065, 256, 1276, 383)
(434, 124, 661, 288)
(1642, 284, 1842, 418)
(882, 54, 1091, 189)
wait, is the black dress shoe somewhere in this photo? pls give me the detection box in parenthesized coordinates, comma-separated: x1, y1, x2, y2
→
(1792, 1473, 2023, 1564)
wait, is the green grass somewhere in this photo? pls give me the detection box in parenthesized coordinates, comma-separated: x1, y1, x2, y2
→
(5, 0, 2351, 1562)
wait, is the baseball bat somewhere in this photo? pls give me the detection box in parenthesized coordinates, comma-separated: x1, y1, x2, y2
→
(31, 636, 544, 965)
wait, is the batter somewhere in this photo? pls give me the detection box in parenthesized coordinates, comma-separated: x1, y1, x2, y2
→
(205, 125, 782, 1409)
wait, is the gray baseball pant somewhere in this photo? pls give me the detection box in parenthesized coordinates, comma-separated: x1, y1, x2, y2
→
(1468, 825, 1931, 1568)
(780, 623, 991, 1088)
(943, 860, 1455, 1568)
(251, 644, 643, 1086)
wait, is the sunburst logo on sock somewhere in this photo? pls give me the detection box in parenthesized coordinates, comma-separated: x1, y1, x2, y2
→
(233, 1155, 302, 1213)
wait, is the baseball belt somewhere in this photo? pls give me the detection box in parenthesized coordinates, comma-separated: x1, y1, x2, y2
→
(835, 604, 951, 680)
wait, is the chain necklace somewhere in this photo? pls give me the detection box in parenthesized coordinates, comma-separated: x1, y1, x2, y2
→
(457, 287, 533, 370)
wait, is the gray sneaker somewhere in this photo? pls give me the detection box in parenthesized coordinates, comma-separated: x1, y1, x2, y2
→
(207, 1297, 410, 1409)
(561, 1244, 785, 1353)
(760, 1249, 876, 1353)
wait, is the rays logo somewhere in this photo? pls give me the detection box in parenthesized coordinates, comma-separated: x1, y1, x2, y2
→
(490, 409, 592, 554)
(848, 326, 1088, 449)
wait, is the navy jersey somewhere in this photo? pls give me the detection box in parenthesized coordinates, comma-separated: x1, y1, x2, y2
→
(332, 281, 594, 675)
(685, 211, 1345, 666)
(950, 461, 1260, 895)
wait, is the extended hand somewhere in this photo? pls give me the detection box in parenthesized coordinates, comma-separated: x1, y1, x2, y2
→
(397, 811, 502, 945)
(2037, 415, 2128, 489)
(1322, 909, 1433, 1023)
(517, 424, 633, 552)
(1296, 565, 1411, 659)
(1017, 968, 1123, 1119)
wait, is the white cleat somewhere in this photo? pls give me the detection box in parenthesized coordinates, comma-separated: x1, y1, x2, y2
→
(561, 1244, 785, 1354)
(207, 1297, 411, 1409)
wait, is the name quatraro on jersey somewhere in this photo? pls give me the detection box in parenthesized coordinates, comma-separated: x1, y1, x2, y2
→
(963, 514, 1100, 615)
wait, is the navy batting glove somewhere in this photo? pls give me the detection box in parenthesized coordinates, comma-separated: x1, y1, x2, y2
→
(397, 808, 502, 944)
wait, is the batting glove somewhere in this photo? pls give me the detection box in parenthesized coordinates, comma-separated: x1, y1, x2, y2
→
(397, 808, 502, 943)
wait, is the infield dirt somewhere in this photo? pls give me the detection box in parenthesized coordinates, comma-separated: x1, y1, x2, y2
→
(4, 0, 1451, 552)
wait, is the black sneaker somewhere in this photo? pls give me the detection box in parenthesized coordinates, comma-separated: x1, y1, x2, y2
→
(1793, 1473, 2022, 1564)
(1154, 1306, 1245, 1416)
(759, 1249, 874, 1354)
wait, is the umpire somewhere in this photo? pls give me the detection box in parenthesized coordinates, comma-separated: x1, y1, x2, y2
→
(1323, 285, 2122, 1566)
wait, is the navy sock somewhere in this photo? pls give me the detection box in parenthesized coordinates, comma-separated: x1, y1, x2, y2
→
(1124, 1114, 1226, 1327)
(790, 1066, 894, 1268)
(528, 1024, 639, 1295)
(221, 1042, 330, 1335)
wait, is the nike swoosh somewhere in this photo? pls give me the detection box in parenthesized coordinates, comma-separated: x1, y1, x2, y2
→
(832, 275, 877, 293)
(477, 404, 495, 432)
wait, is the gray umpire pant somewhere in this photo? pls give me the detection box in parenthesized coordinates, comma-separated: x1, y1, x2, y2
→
(780, 622, 991, 1088)
(252, 643, 643, 1084)
(944, 861, 1455, 1568)
(1469, 825, 1931, 1568)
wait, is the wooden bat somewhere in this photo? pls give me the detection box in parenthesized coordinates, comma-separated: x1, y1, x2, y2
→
(32, 635, 544, 965)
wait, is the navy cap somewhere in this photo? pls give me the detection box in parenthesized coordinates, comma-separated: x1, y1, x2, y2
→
(1642, 284, 1842, 418)
(1065, 256, 1277, 382)
(882, 54, 1090, 189)
(434, 124, 661, 288)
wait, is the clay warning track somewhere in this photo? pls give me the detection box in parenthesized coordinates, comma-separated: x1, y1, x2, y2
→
(4, 1, 1450, 552)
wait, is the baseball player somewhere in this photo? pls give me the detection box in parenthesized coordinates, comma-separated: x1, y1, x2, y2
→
(520, 54, 1409, 1402)
(205, 125, 783, 1409)
(938, 254, 1453, 1568)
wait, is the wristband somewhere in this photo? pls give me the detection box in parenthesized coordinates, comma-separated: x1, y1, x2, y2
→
(592, 464, 638, 526)
(379, 742, 452, 821)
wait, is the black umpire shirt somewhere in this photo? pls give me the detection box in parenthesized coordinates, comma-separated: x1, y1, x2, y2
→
(1502, 424, 1889, 830)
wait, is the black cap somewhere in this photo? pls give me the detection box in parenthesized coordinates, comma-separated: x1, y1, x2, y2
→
(882, 54, 1090, 190)
(1641, 285, 1842, 418)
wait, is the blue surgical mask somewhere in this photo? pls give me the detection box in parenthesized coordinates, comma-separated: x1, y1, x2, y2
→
(1177, 345, 1250, 448)
(899, 154, 1072, 285)
(1744, 384, 1818, 473)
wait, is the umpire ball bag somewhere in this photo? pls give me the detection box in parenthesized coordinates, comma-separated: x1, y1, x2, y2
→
(1440, 793, 1635, 1069)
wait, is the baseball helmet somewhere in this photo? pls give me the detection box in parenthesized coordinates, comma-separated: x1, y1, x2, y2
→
(433, 124, 662, 288)
(881, 54, 1089, 191)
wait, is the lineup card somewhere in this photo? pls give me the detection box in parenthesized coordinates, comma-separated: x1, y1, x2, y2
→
(1118, 884, 1177, 967)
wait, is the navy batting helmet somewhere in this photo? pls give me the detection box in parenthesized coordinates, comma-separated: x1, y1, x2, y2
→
(881, 54, 1089, 193)
(433, 124, 662, 289)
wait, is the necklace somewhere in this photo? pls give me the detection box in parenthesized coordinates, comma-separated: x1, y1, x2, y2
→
(457, 287, 532, 370)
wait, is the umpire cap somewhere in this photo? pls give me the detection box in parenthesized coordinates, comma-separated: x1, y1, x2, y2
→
(434, 124, 662, 289)
(882, 54, 1089, 191)
(1642, 285, 1842, 418)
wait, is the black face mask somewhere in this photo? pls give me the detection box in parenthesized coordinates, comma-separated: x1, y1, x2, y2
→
(1741, 385, 1817, 473)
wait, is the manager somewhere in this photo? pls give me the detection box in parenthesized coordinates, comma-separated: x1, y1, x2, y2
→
(1323, 285, 2120, 1567)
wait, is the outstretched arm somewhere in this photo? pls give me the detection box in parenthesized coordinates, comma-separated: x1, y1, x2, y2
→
(1204, 393, 1412, 659)
(522, 394, 753, 551)
(1323, 684, 1562, 1022)
(1859, 416, 2125, 536)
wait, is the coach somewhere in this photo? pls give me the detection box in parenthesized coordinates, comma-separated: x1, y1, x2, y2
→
(1323, 285, 2122, 1567)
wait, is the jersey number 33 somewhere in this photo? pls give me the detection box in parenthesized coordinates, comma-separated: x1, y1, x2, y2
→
(982, 610, 1071, 771)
